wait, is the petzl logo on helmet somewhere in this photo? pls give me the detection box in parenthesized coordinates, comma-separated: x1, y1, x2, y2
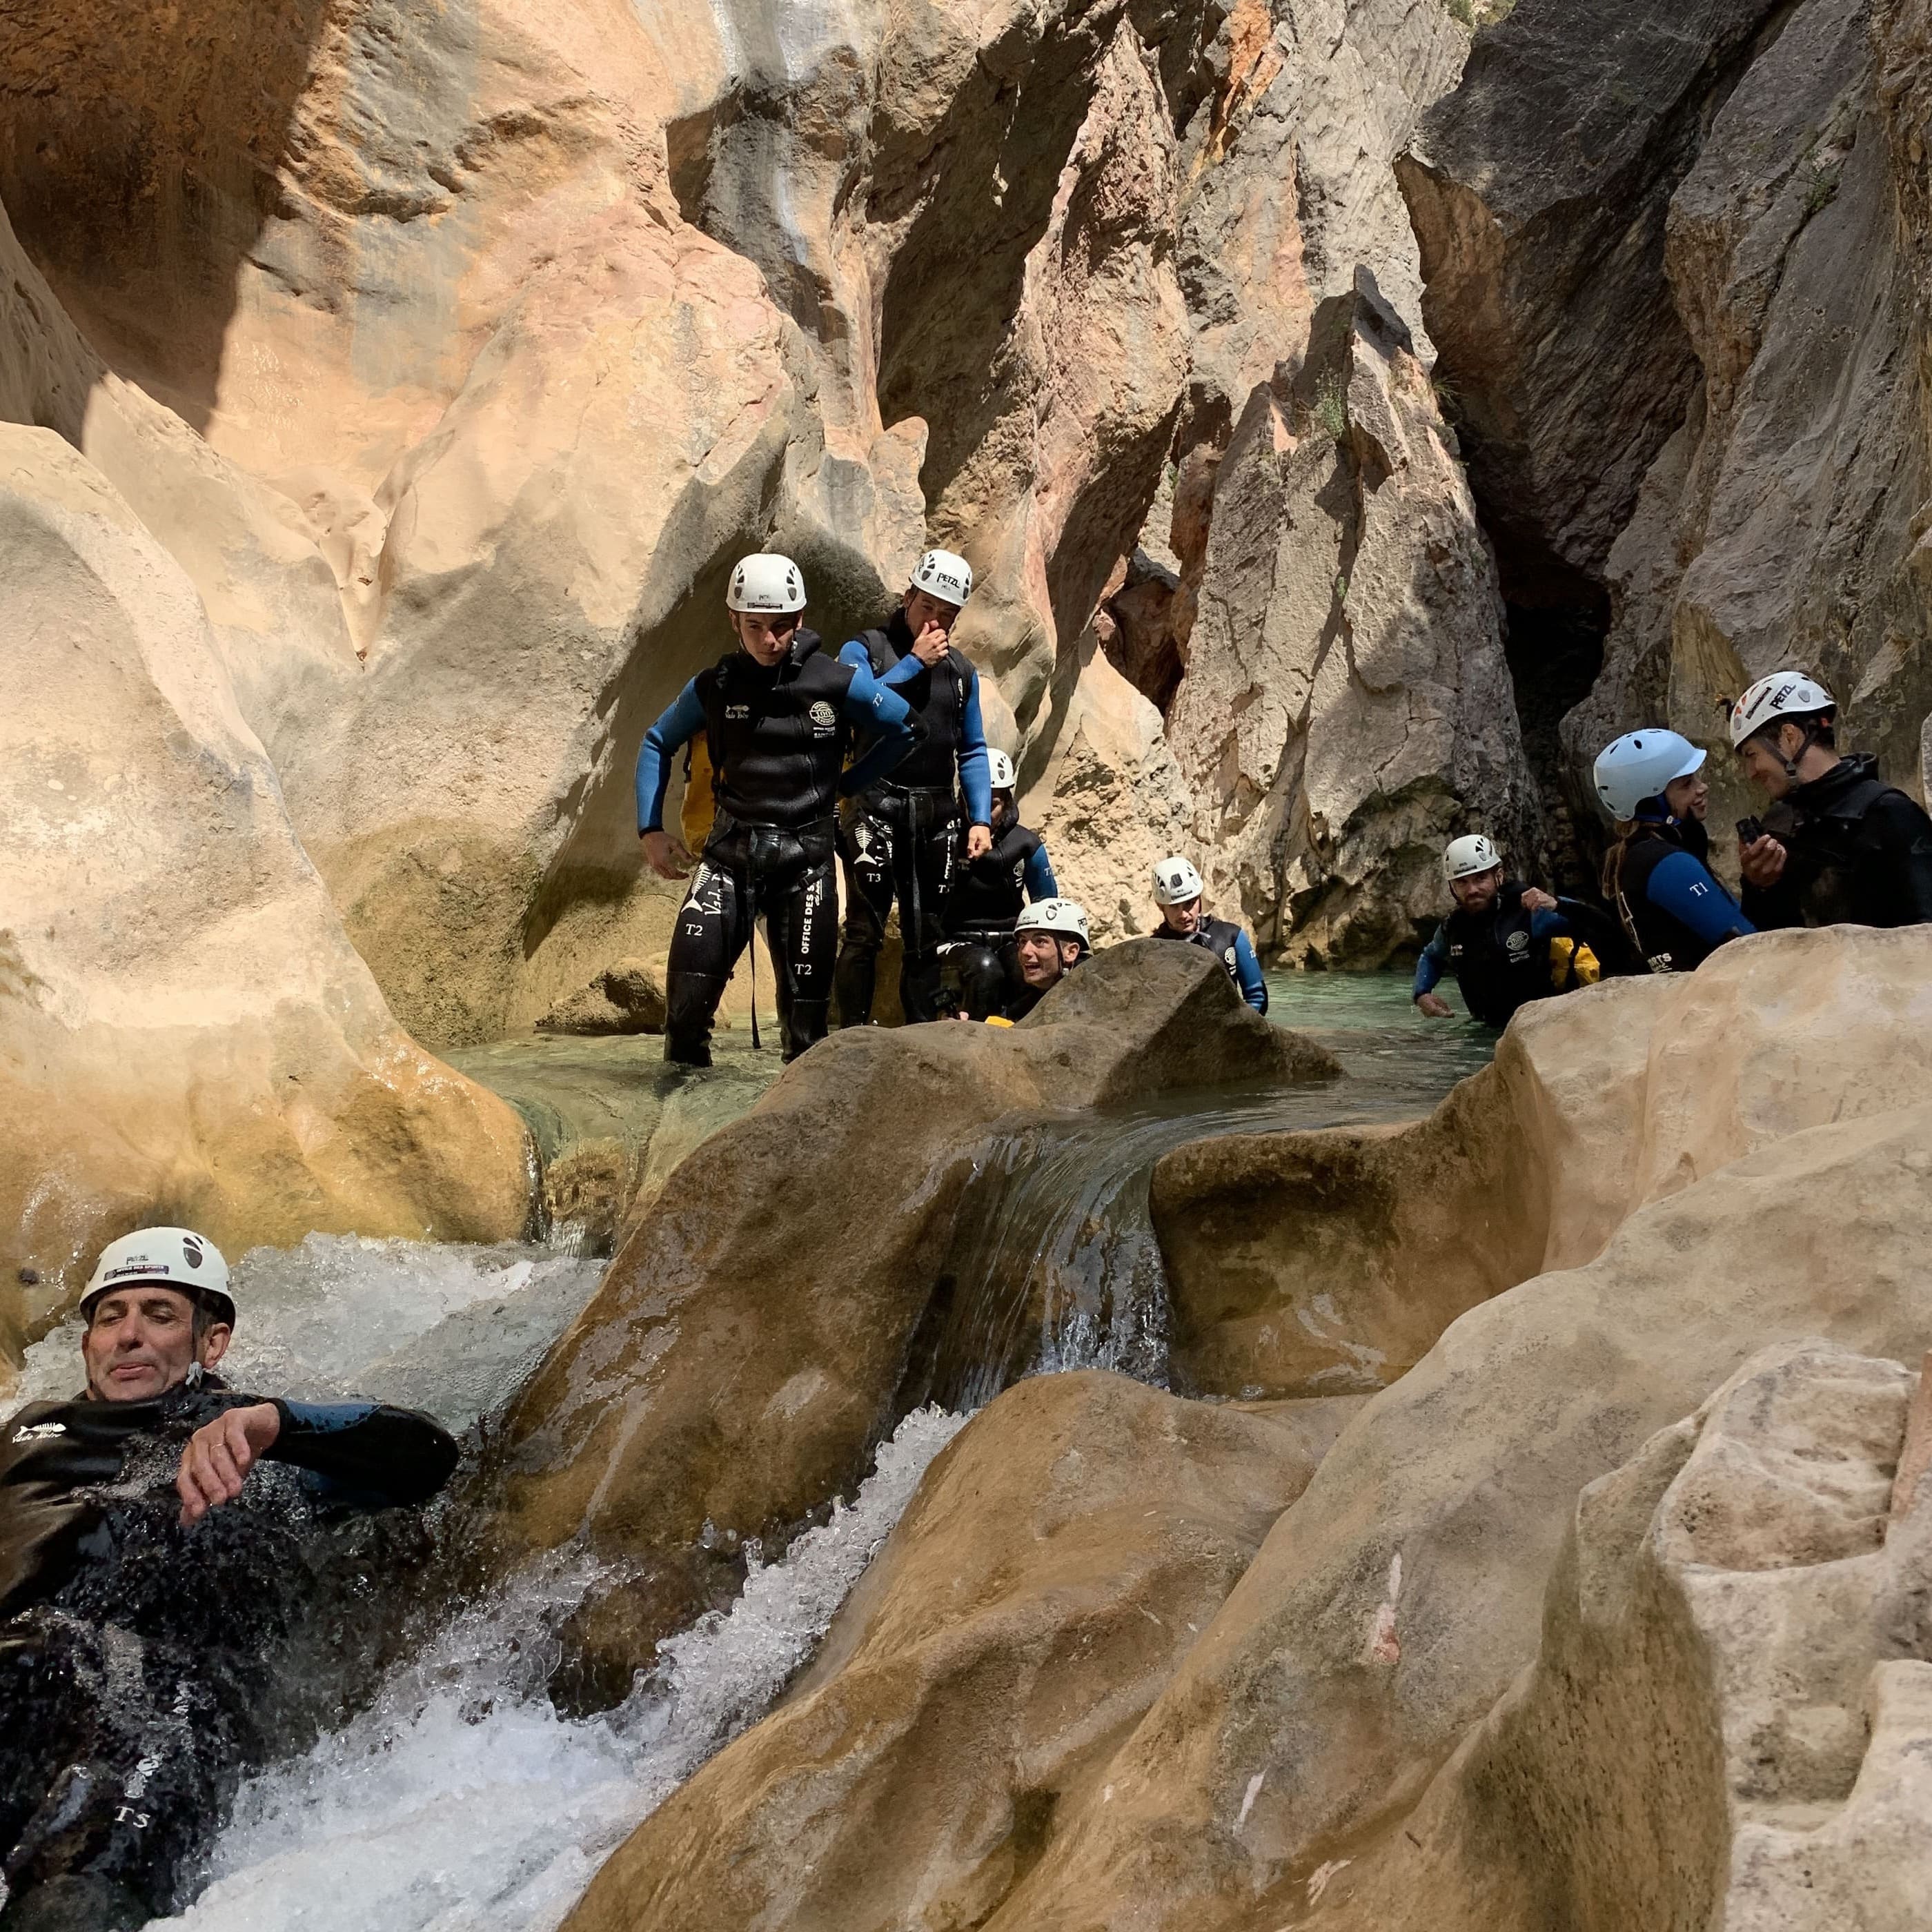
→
(181, 1235, 204, 1269)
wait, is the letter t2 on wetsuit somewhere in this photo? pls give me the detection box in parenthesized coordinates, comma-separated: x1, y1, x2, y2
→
(1412, 882, 1600, 1025)
(834, 610, 994, 1027)
(0, 1382, 457, 1923)
(635, 630, 917, 1066)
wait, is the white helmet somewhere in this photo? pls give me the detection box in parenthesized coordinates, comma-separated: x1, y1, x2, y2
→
(81, 1227, 235, 1328)
(727, 553, 807, 615)
(1014, 897, 1090, 947)
(1728, 671, 1835, 750)
(986, 749, 1016, 791)
(1443, 834, 1501, 882)
(911, 549, 973, 607)
(1152, 855, 1204, 907)
(1593, 729, 1707, 820)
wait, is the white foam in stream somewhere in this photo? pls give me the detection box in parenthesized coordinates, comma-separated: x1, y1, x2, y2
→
(157, 1404, 968, 1932)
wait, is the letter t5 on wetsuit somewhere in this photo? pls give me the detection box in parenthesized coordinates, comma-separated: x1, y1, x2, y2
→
(1412, 882, 1601, 1026)
(834, 609, 994, 1027)
(635, 629, 918, 1066)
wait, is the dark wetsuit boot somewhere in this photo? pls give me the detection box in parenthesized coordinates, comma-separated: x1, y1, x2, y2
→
(0, 1874, 148, 1932)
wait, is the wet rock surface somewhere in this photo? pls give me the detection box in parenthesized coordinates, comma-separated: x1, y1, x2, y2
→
(564, 1371, 1361, 1932)
(486, 942, 1337, 1693)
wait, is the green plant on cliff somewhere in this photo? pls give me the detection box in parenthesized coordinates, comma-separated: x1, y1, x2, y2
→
(1313, 375, 1348, 443)
(1803, 164, 1841, 217)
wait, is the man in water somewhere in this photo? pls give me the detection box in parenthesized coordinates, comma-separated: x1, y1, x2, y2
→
(636, 553, 920, 1067)
(0, 1228, 460, 1931)
(834, 549, 995, 1027)
(1146, 856, 1268, 1013)
(1412, 836, 1599, 1027)
(1728, 671, 1932, 929)
(935, 749, 1058, 1022)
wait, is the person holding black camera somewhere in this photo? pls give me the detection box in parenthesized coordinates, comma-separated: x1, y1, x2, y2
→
(1728, 673, 1932, 931)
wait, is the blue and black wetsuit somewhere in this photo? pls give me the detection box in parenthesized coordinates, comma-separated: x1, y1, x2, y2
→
(834, 610, 994, 1026)
(1413, 883, 1599, 1027)
(635, 629, 917, 1065)
(0, 1379, 457, 1920)
(1151, 916, 1268, 1014)
(936, 807, 1058, 1021)
(1608, 813, 1753, 972)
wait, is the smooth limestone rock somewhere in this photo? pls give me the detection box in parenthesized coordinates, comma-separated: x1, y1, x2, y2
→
(487, 942, 1338, 1696)
(1303, 1340, 1932, 1932)
(536, 960, 669, 1038)
(1154, 923, 1932, 1397)
(565, 1372, 1364, 1932)
(0, 426, 532, 1368)
(981, 946, 1932, 1931)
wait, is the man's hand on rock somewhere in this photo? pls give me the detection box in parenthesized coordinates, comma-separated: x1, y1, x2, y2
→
(178, 1403, 281, 1526)
(1519, 887, 1558, 912)
(1739, 834, 1786, 889)
(911, 622, 950, 667)
(1416, 992, 1454, 1019)
(965, 822, 992, 860)
(641, 829, 694, 880)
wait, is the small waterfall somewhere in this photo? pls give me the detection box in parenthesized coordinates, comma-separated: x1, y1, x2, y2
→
(157, 1407, 968, 1932)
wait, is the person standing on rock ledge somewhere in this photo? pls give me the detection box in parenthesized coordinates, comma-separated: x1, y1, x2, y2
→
(1413, 836, 1599, 1027)
(635, 553, 920, 1067)
(834, 549, 995, 1028)
(1729, 672, 1932, 931)
(1593, 729, 1754, 973)
(1147, 856, 1268, 1013)
(0, 1228, 460, 1932)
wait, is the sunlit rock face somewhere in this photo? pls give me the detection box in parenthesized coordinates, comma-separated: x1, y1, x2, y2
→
(0, 426, 533, 1363)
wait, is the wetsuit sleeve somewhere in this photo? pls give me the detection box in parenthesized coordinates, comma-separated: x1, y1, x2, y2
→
(1869, 791, 1932, 924)
(1412, 925, 1450, 1000)
(1024, 842, 1058, 899)
(838, 664, 920, 797)
(839, 639, 883, 675)
(266, 1399, 461, 1507)
(1644, 850, 1757, 945)
(635, 680, 707, 834)
(1232, 930, 1268, 1013)
(958, 669, 993, 825)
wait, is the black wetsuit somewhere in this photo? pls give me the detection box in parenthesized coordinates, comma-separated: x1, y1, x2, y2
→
(634, 631, 918, 1066)
(835, 613, 992, 1027)
(0, 1380, 457, 1924)
(1414, 883, 1590, 1028)
(1608, 816, 1753, 973)
(1741, 754, 1932, 931)
(936, 811, 1056, 1022)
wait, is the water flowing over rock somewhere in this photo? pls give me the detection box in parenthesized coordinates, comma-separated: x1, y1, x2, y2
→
(486, 942, 1337, 1697)
(564, 1372, 1363, 1932)
(959, 926, 1932, 1929)
(0, 426, 532, 1367)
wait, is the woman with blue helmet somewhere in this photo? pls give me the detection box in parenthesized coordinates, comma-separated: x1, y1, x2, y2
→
(1593, 729, 1754, 973)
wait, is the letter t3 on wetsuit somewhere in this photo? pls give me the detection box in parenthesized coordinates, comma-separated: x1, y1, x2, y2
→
(635, 629, 918, 1066)
(0, 1383, 457, 1924)
(834, 611, 994, 1026)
